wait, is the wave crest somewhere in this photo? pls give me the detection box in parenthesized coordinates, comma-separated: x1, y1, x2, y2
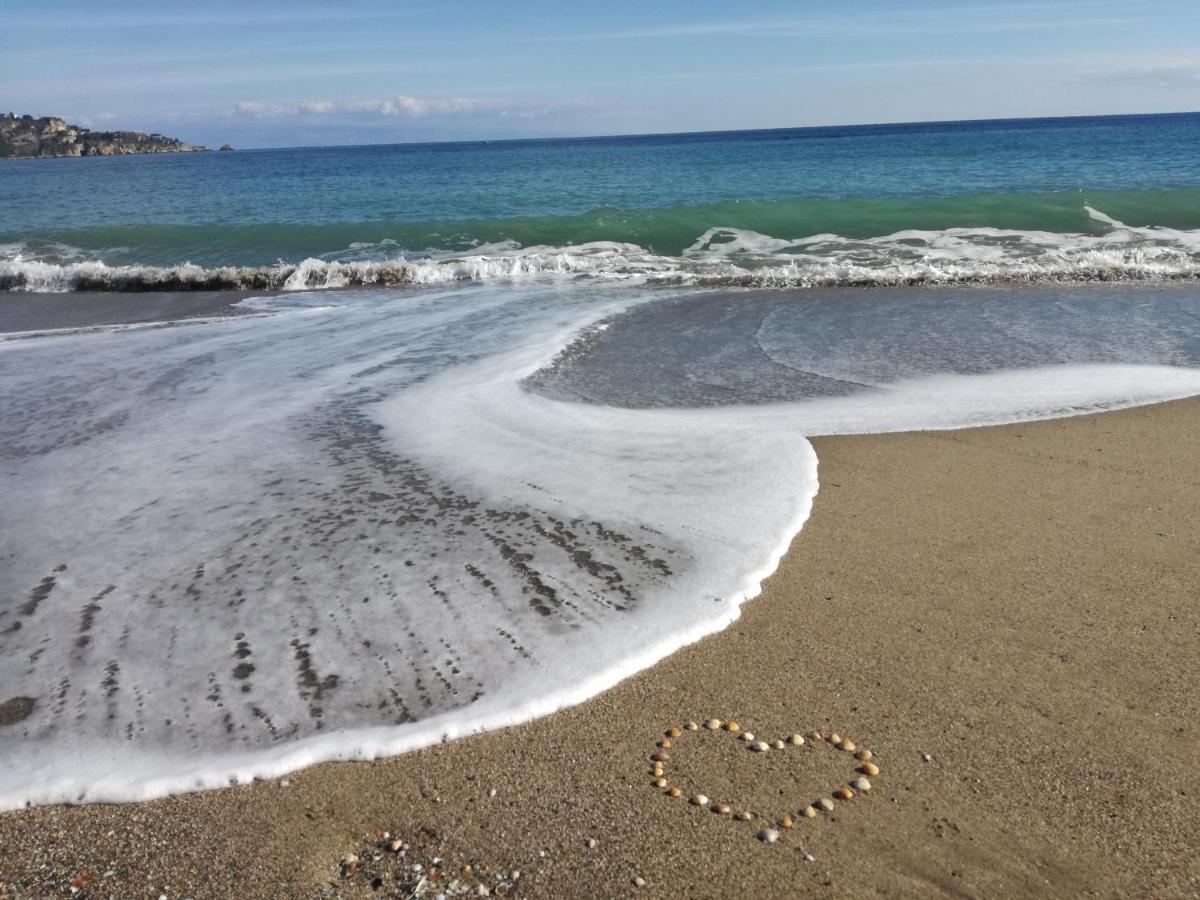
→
(3, 207, 1199, 292)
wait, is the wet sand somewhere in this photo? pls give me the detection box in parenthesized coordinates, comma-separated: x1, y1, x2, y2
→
(0, 291, 257, 334)
(1, 398, 1198, 898)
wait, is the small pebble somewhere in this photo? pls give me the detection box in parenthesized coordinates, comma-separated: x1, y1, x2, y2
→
(587, 838, 598, 849)
(511, 871, 521, 881)
(808, 730, 822, 742)
(817, 798, 835, 812)
(633, 876, 647, 888)
(705, 718, 722, 730)
(788, 734, 805, 746)
(758, 828, 781, 844)
(922, 753, 933, 763)
(476, 886, 490, 898)
(739, 731, 754, 742)
(487, 788, 498, 798)
(691, 793, 709, 806)
(734, 811, 753, 821)
(686, 721, 699, 731)
(771, 739, 785, 750)
(861, 762, 880, 777)
(654, 777, 667, 788)
(834, 787, 855, 801)
(803, 853, 815, 863)
(650, 752, 669, 763)
(389, 839, 403, 852)
(749, 740, 769, 752)
(658, 739, 671, 749)
(667, 726, 682, 738)
(851, 777, 871, 792)
(713, 802, 731, 815)
(802, 805, 817, 818)
(668, 786, 682, 797)
(841, 739, 858, 753)
(724, 720, 740, 733)
(652, 764, 664, 776)
(828, 732, 842, 746)
(781, 814, 794, 828)
(855, 748, 873, 761)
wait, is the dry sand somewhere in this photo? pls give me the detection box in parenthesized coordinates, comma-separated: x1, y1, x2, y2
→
(2, 398, 1198, 898)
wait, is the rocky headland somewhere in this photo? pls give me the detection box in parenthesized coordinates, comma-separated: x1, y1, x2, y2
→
(0, 112, 209, 159)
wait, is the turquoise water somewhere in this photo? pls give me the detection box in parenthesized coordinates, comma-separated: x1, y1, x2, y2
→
(1, 112, 1199, 285)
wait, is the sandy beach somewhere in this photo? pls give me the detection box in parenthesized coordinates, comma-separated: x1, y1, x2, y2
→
(2, 396, 1198, 898)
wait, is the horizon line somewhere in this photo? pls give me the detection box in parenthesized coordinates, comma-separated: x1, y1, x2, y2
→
(225, 108, 1200, 153)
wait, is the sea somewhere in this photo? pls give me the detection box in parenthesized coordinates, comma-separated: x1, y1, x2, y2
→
(2, 113, 1199, 809)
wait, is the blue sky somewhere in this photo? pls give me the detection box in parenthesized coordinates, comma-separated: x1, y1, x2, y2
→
(4, 0, 1199, 147)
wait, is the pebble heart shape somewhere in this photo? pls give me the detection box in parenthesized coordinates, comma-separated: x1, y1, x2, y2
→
(648, 719, 880, 841)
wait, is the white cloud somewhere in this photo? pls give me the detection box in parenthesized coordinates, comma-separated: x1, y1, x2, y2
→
(1067, 59, 1200, 88)
(234, 94, 549, 120)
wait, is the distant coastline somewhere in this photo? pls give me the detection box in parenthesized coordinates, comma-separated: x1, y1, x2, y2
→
(0, 112, 213, 159)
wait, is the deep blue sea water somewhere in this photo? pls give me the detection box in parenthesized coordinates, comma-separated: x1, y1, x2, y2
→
(1, 112, 1199, 284)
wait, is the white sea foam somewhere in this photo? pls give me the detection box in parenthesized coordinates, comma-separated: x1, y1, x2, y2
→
(2, 279, 1199, 810)
(2, 207, 1199, 292)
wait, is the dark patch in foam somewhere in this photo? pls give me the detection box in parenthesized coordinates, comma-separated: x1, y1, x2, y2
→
(19, 575, 57, 617)
(75, 585, 114, 650)
(0, 697, 35, 726)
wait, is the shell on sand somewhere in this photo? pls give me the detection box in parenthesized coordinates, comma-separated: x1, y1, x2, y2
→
(828, 732, 842, 746)
(817, 798, 835, 812)
(851, 777, 872, 792)
(705, 718, 723, 730)
(855, 748, 873, 761)
(650, 752, 669, 762)
(802, 805, 817, 818)
(841, 739, 858, 753)
(690, 794, 709, 806)
(834, 787, 855, 801)
(668, 787, 682, 797)
(808, 731, 822, 742)
(713, 802, 731, 815)
(781, 814, 795, 828)
(658, 739, 671, 749)
(734, 811, 753, 821)
(861, 762, 880, 777)
(724, 720, 741, 733)
(771, 739, 786, 750)
(788, 734, 805, 746)
(667, 726, 682, 738)
(749, 740, 769, 752)
(685, 721, 699, 731)
(654, 777, 667, 788)
(758, 829, 781, 844)
(739, 732, 755, 742)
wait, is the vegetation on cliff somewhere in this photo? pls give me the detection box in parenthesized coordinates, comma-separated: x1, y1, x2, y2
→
(0, 113, 208, 159)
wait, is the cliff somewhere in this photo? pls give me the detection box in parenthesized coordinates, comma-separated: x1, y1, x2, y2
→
(0, 113, 209, 159)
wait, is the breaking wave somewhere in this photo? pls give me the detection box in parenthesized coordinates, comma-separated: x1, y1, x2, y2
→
(3, 201, 1200, 293)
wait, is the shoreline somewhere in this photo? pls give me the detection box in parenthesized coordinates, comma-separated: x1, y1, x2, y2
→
(0, 290, 259, 334)
(2, 397, 1197, 897)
